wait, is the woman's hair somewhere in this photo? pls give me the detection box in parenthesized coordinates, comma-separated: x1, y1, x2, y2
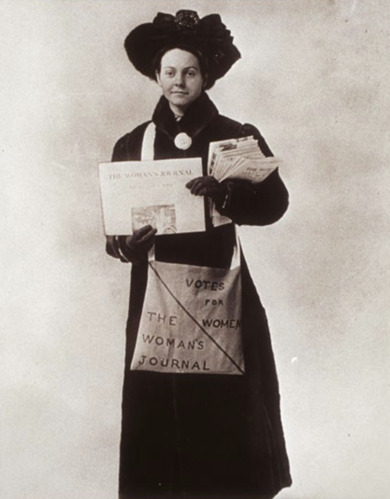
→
(152, 44, 216, 90)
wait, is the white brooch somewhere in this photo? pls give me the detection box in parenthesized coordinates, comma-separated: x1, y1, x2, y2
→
(174, 132, 192, 150)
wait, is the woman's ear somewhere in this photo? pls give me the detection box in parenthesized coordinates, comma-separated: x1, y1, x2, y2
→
(202, 73, 209, 89)
(155, 71, 162, 87)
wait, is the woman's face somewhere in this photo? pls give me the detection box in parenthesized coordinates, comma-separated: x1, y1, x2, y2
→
(156, 48, 205, 115)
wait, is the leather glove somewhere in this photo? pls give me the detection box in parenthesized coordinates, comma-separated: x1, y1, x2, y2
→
(186, 176, 227, 207)
(118, 225, 157, 265)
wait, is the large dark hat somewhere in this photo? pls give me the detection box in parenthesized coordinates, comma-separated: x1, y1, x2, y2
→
(125, 10, 241, 86)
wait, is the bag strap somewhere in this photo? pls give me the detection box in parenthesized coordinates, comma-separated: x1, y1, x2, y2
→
(230, 229, 241, 269)
(141, 121, 156, 262)
(141, 121, 156, 161)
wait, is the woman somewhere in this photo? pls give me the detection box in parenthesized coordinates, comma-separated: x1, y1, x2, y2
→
(106, 10, 292, 499)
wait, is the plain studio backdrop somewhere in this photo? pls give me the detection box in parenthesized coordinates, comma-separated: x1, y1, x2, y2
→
(1, 1, 389, 498)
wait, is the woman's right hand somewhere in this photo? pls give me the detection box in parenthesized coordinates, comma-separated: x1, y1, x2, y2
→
(105, 225, 157, 265)
(119, 225, 157, 265)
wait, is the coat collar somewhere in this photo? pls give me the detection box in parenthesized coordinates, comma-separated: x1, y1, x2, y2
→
(152, 92, 218, 140)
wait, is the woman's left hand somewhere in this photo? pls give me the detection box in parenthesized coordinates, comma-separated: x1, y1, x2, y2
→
(186, 176, 227, 204)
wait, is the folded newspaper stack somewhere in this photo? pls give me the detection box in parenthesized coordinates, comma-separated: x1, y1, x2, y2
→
(208, 136, 280, 183)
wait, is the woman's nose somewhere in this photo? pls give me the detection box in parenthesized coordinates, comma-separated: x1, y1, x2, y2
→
(173, 72, 185, 86)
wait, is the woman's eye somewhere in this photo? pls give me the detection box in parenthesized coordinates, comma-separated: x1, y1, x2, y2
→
(164, 70, 174, 77)
(186, 71, 196, 77)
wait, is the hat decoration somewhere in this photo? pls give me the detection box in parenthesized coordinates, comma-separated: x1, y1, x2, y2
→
(125, 10, 241, 87)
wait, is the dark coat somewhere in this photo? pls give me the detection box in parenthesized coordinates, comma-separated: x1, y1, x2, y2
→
(109, 93, 292, 499)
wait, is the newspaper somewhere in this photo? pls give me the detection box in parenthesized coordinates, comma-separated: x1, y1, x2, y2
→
(208, 135, 280, 182)
(99, 158, 205, 235)
(207, 136, 281, 227)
